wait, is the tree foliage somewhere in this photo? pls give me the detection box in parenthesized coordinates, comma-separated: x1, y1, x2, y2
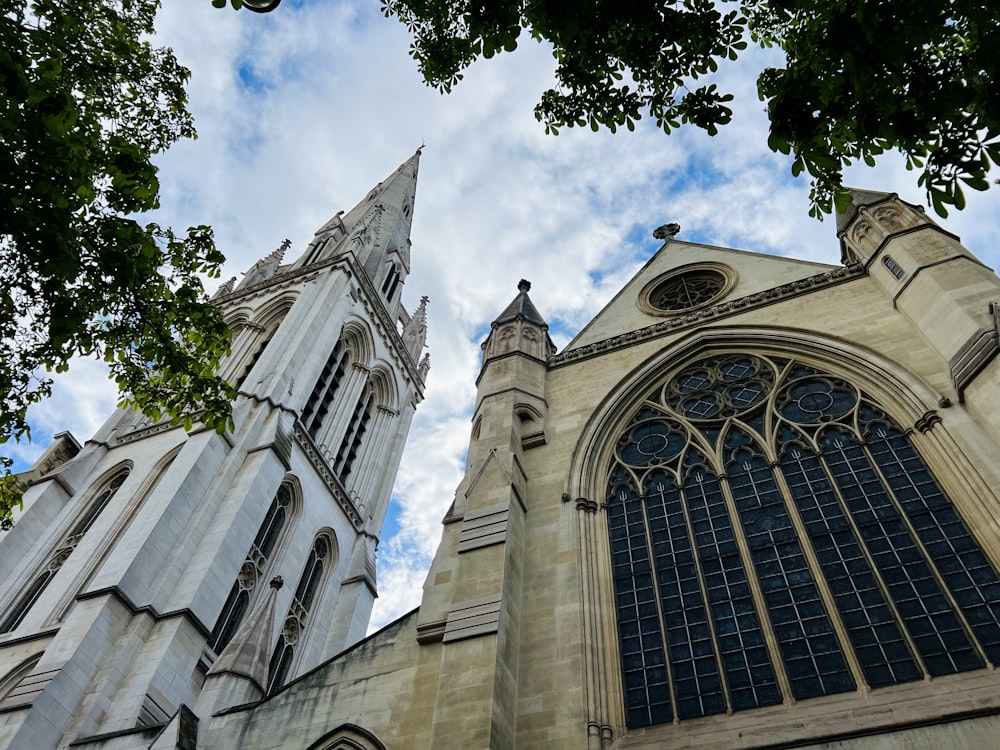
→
(377, 0, 999, 217)
(1, 0, 235, 527)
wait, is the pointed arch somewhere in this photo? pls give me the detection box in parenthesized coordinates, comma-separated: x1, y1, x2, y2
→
(305, 723, 387, 750)
(571, 329, 1000, 736)
(568, 325, 951, 505)
(267, 529, 338, 693)
(0, 463, 132, 634)
(233, 295, 297, 389)
(368, 365, 398, 411)
(302, 319, 377, 447)
(223, 309, 251, 333)
(340, 318, 376, 368)
(210, 477, 301, 656)
(50, 446, 183, 625)
(0, 652, 44, 710)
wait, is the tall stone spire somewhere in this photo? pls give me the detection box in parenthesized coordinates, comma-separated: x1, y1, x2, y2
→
(297, 148, 422, 279)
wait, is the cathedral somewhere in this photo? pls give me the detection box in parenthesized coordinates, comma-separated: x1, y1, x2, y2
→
(4, 152, 1000, 750)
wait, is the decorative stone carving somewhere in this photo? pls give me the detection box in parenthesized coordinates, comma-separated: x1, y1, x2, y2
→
(402, 295, 428, 361)
(652, 223, 681, 240)
(212, 277, 237, 300)
(293, 425, 364, 530)
(239, 240, 290, 290)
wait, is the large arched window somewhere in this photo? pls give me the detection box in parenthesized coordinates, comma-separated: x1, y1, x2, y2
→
(0, 469, 130, 634)
(267, 534, 331, 693)
(210, 483, 293, 654)
(607, 354, 1000, 728)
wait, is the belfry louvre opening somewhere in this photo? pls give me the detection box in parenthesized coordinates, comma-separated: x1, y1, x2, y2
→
(606, 354, 1000, 728)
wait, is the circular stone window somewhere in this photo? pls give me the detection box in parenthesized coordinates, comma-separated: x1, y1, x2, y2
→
(639, 263, 736, 315)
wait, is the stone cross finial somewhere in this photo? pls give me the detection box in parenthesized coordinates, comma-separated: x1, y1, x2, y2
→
(269, 576, 284, 590)
(518, 279, 531, 292)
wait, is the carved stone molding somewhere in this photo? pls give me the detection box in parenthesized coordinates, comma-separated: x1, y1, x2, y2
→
(915, 410, 943, 434)
(550, 264, 865, 368)
(293, 424, 364, 530)
(114, 420, 180, 446)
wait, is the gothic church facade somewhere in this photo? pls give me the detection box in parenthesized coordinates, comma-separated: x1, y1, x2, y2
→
(0, 153, 428, 749)
(5, 158, 1000, 749)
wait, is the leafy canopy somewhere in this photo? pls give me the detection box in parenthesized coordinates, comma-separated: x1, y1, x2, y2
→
(374, 0, 998, 218)
(1, 0, 235, 527)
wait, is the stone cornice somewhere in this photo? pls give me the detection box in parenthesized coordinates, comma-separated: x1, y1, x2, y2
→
(114, 420, 182, 446)
(293, 424, 365, 531)
(211, 259, 331, 308)
(550, 263, 866, 368)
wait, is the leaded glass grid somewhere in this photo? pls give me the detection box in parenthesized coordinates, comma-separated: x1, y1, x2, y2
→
(648, 271, 726, 312)
(606, 354, 1000, 729)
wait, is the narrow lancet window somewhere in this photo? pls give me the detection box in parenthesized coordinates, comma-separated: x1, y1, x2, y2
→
(267, 535, 329, 693)
(210, 484, 292, 654)
(1, 470, 129, 634)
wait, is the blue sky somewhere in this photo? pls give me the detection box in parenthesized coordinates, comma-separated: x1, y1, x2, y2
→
(10, 0, 999, 630)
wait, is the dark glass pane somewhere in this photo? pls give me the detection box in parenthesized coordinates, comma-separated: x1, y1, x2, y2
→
(727, 436, 854, 700)
(683, 464, 782, 711)
(607, 476, 673, 728)
(821, 427, 983, 675)
(267, 637, 293, 694)
(644, 471, 726, 720)
(779, 444, 921, 687)
(865, 422, 1000, 665)
(211, 586, 250, 654)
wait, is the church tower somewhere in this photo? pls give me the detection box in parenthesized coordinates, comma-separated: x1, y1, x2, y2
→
(0, 151, 428, 748)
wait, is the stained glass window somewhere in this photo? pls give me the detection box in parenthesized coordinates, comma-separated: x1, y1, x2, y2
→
(648, 271, 726, 312)
(607, 354, 1000, 728)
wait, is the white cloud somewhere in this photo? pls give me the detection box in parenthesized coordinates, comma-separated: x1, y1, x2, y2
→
(15, 0, 999, 632)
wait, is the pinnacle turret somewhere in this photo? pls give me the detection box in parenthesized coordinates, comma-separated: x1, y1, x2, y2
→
(402, 295, 429, 362)
(493, 279, 548, 327)
(482, 280, 556, 364)
(237, 238, 292, 291)
(835, 188, 896, 234)
(836, 188, 938, 265)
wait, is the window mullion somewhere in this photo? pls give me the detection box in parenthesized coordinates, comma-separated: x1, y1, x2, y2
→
(859, 436, 990, 668)
(768, 449, 869, 691)
(714, 465, 794, 704)
(819, 434, 977, 675)
(672, 474, 734, 715)
(637, 486, 681, 724)
(814, 437, 933, 677)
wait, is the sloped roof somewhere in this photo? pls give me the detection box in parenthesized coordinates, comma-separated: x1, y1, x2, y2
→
(494, 280, 548, 327)
(835, 187, 895, 233)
